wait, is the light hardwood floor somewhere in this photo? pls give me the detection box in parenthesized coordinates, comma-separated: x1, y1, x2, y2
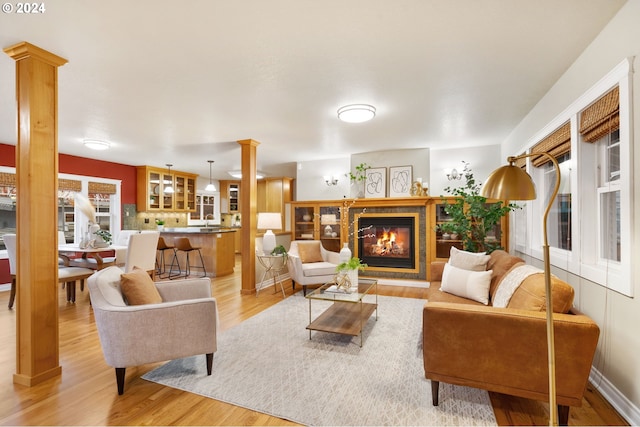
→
(0, 256, 628, 426)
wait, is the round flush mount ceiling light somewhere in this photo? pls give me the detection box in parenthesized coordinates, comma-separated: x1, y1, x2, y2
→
(337, 104, 376, 123)
(83, 139, 110, 150)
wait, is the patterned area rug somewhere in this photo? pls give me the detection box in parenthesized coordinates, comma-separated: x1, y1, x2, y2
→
(142, 293, 497, 426)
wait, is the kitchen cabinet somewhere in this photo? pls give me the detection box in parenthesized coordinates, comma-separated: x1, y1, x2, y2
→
(290, 201, 343, 252)
(219, 180, 240, 213)
(257, 177, 293, 215)
(221, 177, 294, 224)
(136, 166, 197, 212)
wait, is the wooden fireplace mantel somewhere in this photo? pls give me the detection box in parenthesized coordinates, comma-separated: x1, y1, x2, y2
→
(290, 196, 509, 281)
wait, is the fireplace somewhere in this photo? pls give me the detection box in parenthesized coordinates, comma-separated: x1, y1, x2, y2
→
(356, 214, 416, 271)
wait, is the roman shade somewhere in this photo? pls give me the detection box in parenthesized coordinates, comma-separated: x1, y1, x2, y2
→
(530, 122, 571, 167)
(579, 86, 619, 143)
(89, 181, 117, 194)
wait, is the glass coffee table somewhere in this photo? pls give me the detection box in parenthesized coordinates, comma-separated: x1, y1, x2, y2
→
(305, 278, 378, 347)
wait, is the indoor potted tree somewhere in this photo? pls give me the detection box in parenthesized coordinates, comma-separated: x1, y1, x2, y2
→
(441, 163, 519, 253)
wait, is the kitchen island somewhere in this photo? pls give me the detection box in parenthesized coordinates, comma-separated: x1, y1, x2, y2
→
(160, 228, 236, 277)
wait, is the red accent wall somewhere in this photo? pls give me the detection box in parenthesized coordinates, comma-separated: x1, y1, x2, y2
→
(1, 143, 137, 204)
(1, 143, 138, 283)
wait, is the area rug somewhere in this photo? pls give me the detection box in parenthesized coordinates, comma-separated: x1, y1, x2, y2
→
(142, 293, 497, 426)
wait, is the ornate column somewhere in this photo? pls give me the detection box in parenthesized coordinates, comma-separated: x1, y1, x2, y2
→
(237, 139, 259, 294)
(4, 42, 67, 386)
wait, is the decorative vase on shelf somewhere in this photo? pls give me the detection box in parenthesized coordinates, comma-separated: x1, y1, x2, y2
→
(303, 214, 311, 222)
(339, 243, 352, 263)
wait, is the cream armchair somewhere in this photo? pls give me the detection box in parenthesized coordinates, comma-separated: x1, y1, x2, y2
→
(87, 266, 218, 395)
(287, 240, 340, 295)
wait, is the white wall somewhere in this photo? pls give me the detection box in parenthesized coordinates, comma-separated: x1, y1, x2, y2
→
(295, 148, 430, 201)
(295, 157, 351, 200)
(503, 1, 640, 423)
(429, 145, 502, 196)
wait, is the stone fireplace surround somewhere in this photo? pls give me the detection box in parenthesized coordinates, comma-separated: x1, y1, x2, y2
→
(345, 199, 427, 281)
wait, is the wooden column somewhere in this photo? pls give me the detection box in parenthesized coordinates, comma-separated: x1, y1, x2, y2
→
(4, 42, 67, 386)
(237, 139, 259, 295)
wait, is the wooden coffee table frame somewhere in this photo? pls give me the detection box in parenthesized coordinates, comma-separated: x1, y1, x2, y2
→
(305, 279, 378, 347)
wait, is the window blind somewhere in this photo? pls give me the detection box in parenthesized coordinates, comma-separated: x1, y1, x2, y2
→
(579, 86, 619, 143)
(530, 122, 571, 167)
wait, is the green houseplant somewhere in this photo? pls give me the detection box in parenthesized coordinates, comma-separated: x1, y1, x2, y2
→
(345, 162, 370, 198)
(334, 257, 367, 291)
(271, 244, 288, 263)
(441, 164, 519, 253)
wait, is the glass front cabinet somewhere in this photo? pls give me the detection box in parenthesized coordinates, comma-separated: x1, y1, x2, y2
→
(427, 197, 507, 263)
(136, 166, 197, 212)
(291, 202, 343, 252)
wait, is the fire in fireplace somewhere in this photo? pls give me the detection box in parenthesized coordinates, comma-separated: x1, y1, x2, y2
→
(357, 216, 415, 269)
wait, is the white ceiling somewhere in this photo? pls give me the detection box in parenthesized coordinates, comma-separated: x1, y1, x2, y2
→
(0, 0, 627, 180)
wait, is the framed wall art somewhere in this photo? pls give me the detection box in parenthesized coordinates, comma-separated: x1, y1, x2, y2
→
(365, 167, 386, 198)
(388, 165, 413, 197)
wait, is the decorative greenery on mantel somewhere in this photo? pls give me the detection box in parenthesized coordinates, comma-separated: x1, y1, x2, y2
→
(345, 162, 370, 183)
(441, 164, 519, 253)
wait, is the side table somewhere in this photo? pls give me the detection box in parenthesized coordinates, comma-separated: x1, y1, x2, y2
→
(256, 253, 288, 297)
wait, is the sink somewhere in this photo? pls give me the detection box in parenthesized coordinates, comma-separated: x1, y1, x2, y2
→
(199, 227, 219, 232)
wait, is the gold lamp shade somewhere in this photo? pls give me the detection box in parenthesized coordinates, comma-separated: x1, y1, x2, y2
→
(481, 162, 536, 201)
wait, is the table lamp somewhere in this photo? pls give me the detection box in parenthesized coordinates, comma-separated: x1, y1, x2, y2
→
(257, 212, 282, 254)
(482, 152, 560, 426)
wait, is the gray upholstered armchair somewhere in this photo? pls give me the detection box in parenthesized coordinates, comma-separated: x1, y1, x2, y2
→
(87, 266, 218, 394)
(287, 240, 340, 295)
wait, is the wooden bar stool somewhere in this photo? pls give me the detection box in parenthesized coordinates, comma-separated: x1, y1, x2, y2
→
(169, 237, 207, 279)
(155, 236, 175, 278)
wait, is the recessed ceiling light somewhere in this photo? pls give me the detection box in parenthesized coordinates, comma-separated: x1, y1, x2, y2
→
(83, 139, 110, 150)
(337, 104, 376, 123)
(228, 170, 265, 179)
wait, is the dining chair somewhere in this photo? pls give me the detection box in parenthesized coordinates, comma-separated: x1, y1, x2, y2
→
(5, 233, 96, 307)
(123, 231, 160, 279)
(3, 234, 17, 309)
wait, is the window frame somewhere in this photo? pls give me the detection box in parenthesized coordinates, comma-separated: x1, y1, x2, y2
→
(511, 57, 633, 297)
(0, 166, 121, 259)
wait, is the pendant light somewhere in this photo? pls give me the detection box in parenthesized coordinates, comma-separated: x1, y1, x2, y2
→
(164, 164, 174, 194)
(205, 160, 216, 191)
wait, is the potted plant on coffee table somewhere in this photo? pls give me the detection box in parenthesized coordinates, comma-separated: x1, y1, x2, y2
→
(335, 257, 367, 292)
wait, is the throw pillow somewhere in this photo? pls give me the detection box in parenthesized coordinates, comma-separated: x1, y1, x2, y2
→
(297, 241, 324, 263)
(120, 266, 162, 305)
(440, 262, 493, 305)
(448, 246, 491, 271)
(507, 272, 575, 314)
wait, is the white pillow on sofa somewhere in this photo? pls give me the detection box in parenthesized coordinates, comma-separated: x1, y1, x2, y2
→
(449, 246, 491, 271)
(440, 262, 493, 305)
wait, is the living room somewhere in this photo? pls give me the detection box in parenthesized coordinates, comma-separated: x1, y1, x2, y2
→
(1, 0, 640, 425)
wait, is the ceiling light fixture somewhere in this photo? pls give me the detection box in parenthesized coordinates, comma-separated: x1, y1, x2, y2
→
(164, 164, 174, 194)
(337, 104, 376, 123)
(205, 160, 216, 192)
(228, 170, 265, 179)
(83, 139, 110, 150)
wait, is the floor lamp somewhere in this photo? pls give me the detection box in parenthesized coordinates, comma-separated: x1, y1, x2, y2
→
(481, 153, 561, 426)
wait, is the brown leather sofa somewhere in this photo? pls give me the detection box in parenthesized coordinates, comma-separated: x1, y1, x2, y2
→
(423, 250, 600, 425)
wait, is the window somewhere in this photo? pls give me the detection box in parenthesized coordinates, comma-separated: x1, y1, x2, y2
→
(0, 167, 121, 251)
(188, 192, 220, 225)
(514, 58, 632, 297)
(545, 153, 572, 251)
(597, 130, 621, 262)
